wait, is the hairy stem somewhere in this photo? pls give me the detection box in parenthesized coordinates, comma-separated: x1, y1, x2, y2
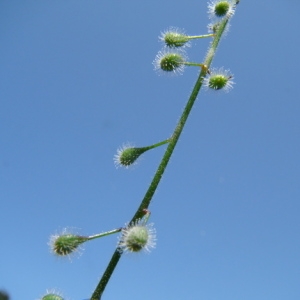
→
(91, 14, 233, 300)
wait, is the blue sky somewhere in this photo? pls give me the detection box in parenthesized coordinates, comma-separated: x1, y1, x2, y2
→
(1, 1, 299, 299)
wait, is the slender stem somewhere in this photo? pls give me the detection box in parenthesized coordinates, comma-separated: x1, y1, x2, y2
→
(91, 249, 122, 300)
(144, 138, 171, 150)
(87, 228, 122, 241)
(131, 16, 230, 223)
(91, 15, 232, 300)
(183, 62, 205, 67)
(188, 33, 214, 39)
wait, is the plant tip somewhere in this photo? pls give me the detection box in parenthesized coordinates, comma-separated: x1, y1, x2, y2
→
(208, 0, 236, 20)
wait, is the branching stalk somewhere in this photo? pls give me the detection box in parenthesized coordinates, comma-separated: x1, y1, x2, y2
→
(91, 12, 235, 300)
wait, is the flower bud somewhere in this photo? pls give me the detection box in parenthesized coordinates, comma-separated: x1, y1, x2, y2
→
(49, 228, 122, 258)
(203, 67, 234, 92)
(49, 230, 88, 257)
(40, 290, 64, 300)
(153, 49, 187, 75)
(119, 219, 156, 253)
(41, 294, 63, 300)
(160, 27, 190, 48)
(159, 27, 214, 48)
(114, 145, 146, 168)
(208, 0, 235, 19)
(114, 140, 170, 168)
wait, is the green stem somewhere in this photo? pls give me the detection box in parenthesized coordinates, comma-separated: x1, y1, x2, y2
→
(144, 138, 171, 150)
(91, 15, 231, 300)
(183, 62, 205, 68)
(188, 33, 214, 39)
(87, 228, 122, 241)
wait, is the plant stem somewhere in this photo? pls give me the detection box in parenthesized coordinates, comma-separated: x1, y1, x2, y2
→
(188, 33, 214, 39)
(183, 62, 206, 67)
(87, 228, 122, 241)
(143, 138, 171, 151)
(91, 15, 231, 300)
(131, 16, 230, 223)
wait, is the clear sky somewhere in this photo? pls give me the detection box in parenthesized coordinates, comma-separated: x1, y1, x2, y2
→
(1, 1, 300, 300)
